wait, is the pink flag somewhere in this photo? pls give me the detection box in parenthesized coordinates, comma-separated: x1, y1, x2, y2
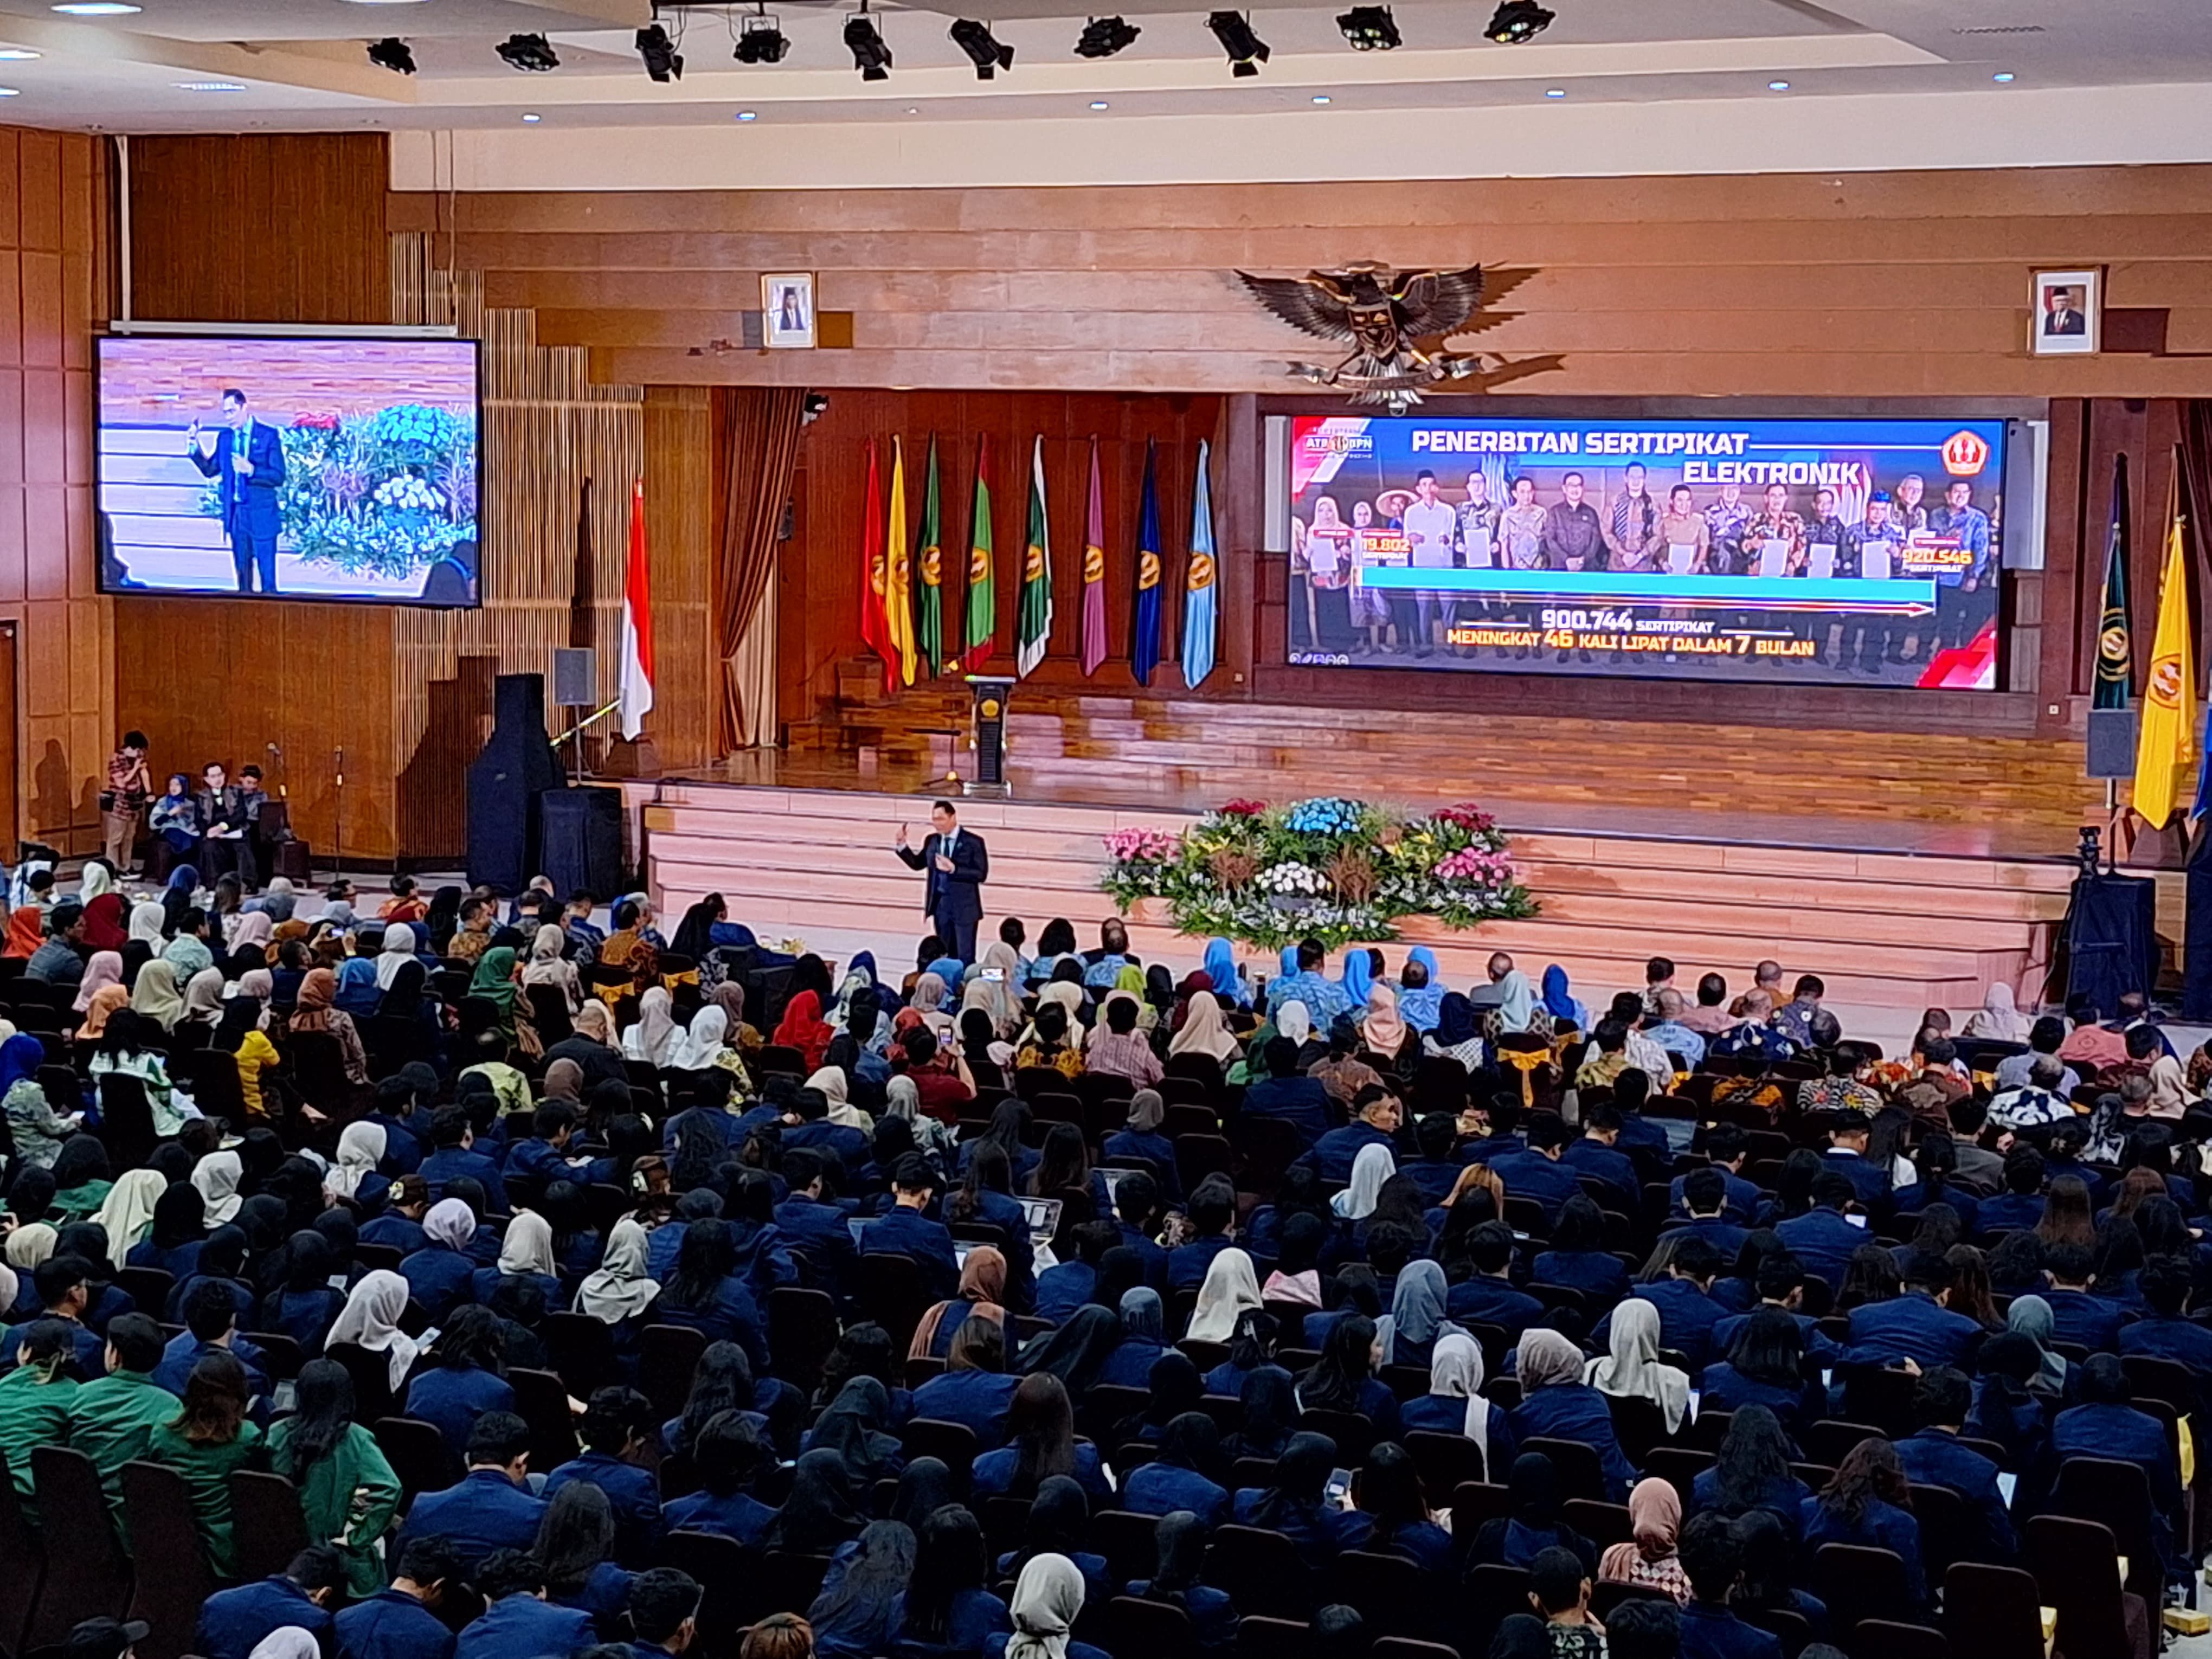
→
(1080, 435, 1108, 675)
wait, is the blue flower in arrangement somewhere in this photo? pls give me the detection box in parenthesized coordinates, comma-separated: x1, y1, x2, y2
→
(1284, 796, 1365, 836)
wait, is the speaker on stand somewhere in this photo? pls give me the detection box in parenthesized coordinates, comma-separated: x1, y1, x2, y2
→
(553, 648, 597, 778)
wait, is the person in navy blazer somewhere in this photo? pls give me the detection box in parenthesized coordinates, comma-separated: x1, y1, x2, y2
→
(2052, 1354, 2187, 1576)
(1893, 1367, 2017, 1562)
(1662, 1167, 1751, 1260)
(1559, 1104, 1640, 1203)
(2119, 1256, 2212, 1418)
(1773, 1173, 1869, 1289)
(543, 1387, 666, 1568)
(1668, 1127, 1764, 1223)
(187, 388, 287, 594)
(1796, 1439, 1926, 1607)
(394, 1412, 548, 1572)
(1818, 1120, 1892, 1216)
(2040, 1244, 2127, 1351)
(453, 1551, 597, 1659)
(859, 1156, 961, 1302)
(893, 800, 989, 963)
(1675, 1512, 1784, 1659)
(773, 1150, 861, 1293)
(196, 1544, 344, 1659)
(1489, 1111, 1585, 1220)
(1843, 1255, 1983, 1370)
(333, 1536, 462, 1659)
(1592, 1237, 1728, 1371)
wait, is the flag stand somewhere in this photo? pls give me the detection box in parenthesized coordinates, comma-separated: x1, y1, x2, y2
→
(964, 675, 1016, 798)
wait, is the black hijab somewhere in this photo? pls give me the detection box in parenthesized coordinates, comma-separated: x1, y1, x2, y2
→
(890, 1457, 955, 1533)
(150, 1181, 207, 1250)
(670, 896, 722, 964)
(762, 1448, 867, 1553)
(1015, 1305, 1123, 1398)
(1252, 1432, 1338, 1528)
(808, 1377, 902, 1484)
(1229, 1364, 1298, 1461)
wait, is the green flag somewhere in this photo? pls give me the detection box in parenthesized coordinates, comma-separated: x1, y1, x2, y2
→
(915, 435, 944, 676)
(2094, 452, 2132, 711)
(964, 435, 996, 661)
(1017, 434, 1053, 677)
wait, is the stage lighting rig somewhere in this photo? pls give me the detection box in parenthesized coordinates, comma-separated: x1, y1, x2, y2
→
(1075, 15, 1139, 56)
(1484, 0, 1552, 43)
(734, 7, 790, 63)
(1206, 10, 1268, 76)
(497, 32, 560, 70)
(949, 17, 1013, 78)
(368, 36, 415, 73)
(844, 7, 891, 80)
(1336, 5, 1398, 49)
(636, 21, 684, 80)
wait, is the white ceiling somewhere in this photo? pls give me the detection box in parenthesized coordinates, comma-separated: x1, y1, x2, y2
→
(0, 0, 2207, 150)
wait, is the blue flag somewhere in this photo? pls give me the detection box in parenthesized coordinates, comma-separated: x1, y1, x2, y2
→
(2194, 704, 2212, 824)
(1132, 438, 1163, 685)
(1182, 439, 1218, 689)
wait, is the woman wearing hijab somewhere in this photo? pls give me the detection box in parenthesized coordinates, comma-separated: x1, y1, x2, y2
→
(773, 991, 835, 1073)
(288, 967, 369, 1086)
(1400, 1331, 1513, 1469)
(1467, 1451, 1599, 1573)
(1230, 1431, 1371, 1568)
(1167, 992, 1240, 1072)
(671, 1006, 745, 1081)
(911, 1245, 1006, 1361)
(3, 1065, 74, 1169)
(883, 1073, 960, 1163)
(91, 1166, 167, 1259)
(625, 987, 680, 1069)
(805, 1376, 905, 1484)
(1585, 1297, 1691, 1436)
(72, 950, 125, 1018)
(474, 1208, 562, 1307)
(324, 1122, 389, 1210)
(565, 1219, 658, 1338)
(1102, 1090, 1179, 1199)
(1509, 1328, 1638, 1501)
(1539, 964, 1590, 1034)
(2004, 1294, 2072, 1396)
(1963, 982, 2032, 1043)
(1200, 937, 1251, 1008)
(179, 966, 225, 1028)
(1014, 1305, 1123, 1401)
(228, 910, 275, 969)
(983, 1552, 1102, 1659)
(1490, 968, 1538, 1037)
(468, 945, 525, 1046)
(131, 958, 188, 1033)
(374, 923, 420, 989)
(1358, 983, 1411, 1068)
(762, 1446, 869, 1554)
(1331, 1142, 1396, 1221)
(81, 886, 130, 955)
(401, 1198, 481, 1322)
(1423, 991, 1486, 1070)
(1598, 1478, 1691, 1603)
(1373, 1259, 1466, 1369)
(523, 923, 584, 1015)
(1095, 1286, 1167, 1388)
(78, 982, 129, 1043)
(127, 896, 168, 948)
(160, 864, 201, 933)
(193, 1150, 245, 1226)
(325, 1268, 421, 1390)
(1185, 1246, 1262, 1345)
(330, 955, 381, 1019)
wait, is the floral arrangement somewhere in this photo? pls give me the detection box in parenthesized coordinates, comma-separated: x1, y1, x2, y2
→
(1100, 795, 1537, 948)
(201, 402, 478, 579)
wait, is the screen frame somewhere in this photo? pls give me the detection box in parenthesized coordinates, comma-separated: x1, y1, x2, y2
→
(1271, 404, 2022, 694)
(92, 328, 488, 610)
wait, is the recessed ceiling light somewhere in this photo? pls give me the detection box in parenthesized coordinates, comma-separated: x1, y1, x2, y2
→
(1767, 79, 1789, 90)
(0, 48, 41, 59)
(1310, 93, 1330, 103)
(176, 81, 248, 91)
(736, 108, 757, 120)
(0, 86, 18, 96)
(1088, 99, 1108, 109)
(520, 111, 541, 121)
(52, 3, 140, 13)
(1992, 70, 2015, 81)
(1543, 86, 1564, 97)
(904, 105, 918, 113)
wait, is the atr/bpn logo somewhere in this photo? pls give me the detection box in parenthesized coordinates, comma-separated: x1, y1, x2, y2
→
(1941, 430, 1991, 477)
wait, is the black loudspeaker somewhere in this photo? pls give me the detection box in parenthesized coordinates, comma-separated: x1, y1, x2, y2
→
(2086, 708, 2139, 779)
(552, 648, 597, 709)
(2064, 871, 2157, 1015)
(467, 674, 567, 895)
(539, 786, 625, 899)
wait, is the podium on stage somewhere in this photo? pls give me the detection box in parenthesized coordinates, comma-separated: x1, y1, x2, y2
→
(964, 675, 1015, 798)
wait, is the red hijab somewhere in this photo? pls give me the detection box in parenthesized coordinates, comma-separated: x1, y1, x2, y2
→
(82, 892, 130, 953)
(773, 989, 834, 1070)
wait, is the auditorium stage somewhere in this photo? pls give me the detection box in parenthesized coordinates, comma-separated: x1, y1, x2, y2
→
(619, 751, 2082, 1032)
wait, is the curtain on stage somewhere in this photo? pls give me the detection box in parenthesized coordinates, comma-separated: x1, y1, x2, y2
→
(713, 387, 807, 751)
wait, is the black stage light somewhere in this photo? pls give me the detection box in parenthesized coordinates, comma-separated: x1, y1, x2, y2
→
(1206, 9, 1268, 76)
(1336, 5, 1398, 49)
(368, 36, 416, 73)
(948, 17, 1013, 78)
(1484, 0, 1553, 43)
(735, 10, 790, 63)
(844, 10, 892, 80)
(496, 32, 560, 70)
(1075, 15, 1139, 56)
(636, 21, 684, 80)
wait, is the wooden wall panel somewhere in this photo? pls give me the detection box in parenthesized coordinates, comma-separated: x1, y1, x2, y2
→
(644, 384, 713, 771)
(0, 124, 111, 853)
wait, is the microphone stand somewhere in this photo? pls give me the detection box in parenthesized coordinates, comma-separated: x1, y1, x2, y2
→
(330, 747, 345, 882)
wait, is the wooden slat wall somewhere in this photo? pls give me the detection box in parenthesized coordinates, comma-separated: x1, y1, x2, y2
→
(645, 384, 713, 772)
(0, 126, 112, 852)
(395, 165, 2212, 397)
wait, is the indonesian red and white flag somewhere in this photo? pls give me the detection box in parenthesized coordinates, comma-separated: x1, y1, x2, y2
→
(619, 478, 655, 739)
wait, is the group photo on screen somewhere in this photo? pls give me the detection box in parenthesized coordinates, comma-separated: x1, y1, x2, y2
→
(93, 334, 483, 607)
(1285, 415, 2005, 690)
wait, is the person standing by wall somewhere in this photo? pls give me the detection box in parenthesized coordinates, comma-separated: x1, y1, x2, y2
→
(102, 733, 151, 874)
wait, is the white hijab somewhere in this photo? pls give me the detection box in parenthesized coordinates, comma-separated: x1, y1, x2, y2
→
(1584, 1295, 1690, 1433)
(79, 862, 114, 903)
(423, 1197, 476, 1251)
(327, 1122, 388, 1201)
(670, 1005, 730, 1071)
(625, 987, 680, 1068)
(1169, 992, 1240, 1063)
(1962, 982, 2032, 1043)
(498, 1209, 560, 1279)
(375, 922, 418, 988)
(93, 1167, 168, 1255)
(1185, 1246, 1262, 1343)
(327, 1269, 420, 1388)
(192, 1150, 244, 1226)
(1427, 1330, 1491, 1466)
(246, 1630, 322, 1659)
(1005, 1553, 1086, 1659)
(1332, 1142, 1396, 1219)
(576, 1217, 660, 1325)
(128, 901, 168, 947)
(1276, 1001, 1313, 1047)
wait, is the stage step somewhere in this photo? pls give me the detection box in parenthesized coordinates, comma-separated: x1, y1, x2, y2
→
(629, 782, 2065, 1013)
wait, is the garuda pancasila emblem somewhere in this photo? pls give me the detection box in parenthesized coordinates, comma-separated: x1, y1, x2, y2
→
(1236, 261, 1488, 413)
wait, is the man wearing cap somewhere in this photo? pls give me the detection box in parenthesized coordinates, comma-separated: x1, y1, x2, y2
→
(334, 1536, 461, 1659)
(196, 1546, 345, 1659)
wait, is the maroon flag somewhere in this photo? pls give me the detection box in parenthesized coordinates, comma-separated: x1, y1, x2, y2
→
(1080, 436, 1108, 674)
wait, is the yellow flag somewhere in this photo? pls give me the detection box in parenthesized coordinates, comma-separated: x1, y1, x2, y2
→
(2132, 510, 2195, 827)
(884, 436, 918, 686)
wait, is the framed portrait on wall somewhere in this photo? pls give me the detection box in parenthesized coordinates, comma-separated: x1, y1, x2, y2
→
(2030, 269, 2099, 356)
(762, 273, 817, 350)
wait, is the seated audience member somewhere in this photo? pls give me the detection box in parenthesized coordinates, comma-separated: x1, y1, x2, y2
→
(1675, 1511, 1783, 1659)
(196, 1546, 345, 1659)
(1893, 1366, 2017, 1563)
(394, 1411, 546, 1571)
(1796, 1439, 1926, 1607)
(1507, 1329, 1638, 1501)
(453, 1549, 596, 1659)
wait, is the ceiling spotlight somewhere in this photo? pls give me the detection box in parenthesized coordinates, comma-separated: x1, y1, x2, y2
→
(496, 33, 560, 70)
(948, 18, 1012, 78)
(0, 87, 18, 95)
(736, 108, 758, 119)
(1075, 15, 1139, 56)
(1336, 5, 1398, 50)
(1088, 99, 1108, 109)
(367, 36, 416, 73)
(1206, 10, 1268, 76)
(844, 9, 891, 81)
(521, 111, 541, 121)
(636, 21, 683, 80)
(1311, 93, 1330, 102)
(1766, 78, 1789, 90)
(734, 9, 789, 64)
(1483, 0, 1553, 43)
(1992, 70, 2014, 81)
(1542, 85, 1563, 95)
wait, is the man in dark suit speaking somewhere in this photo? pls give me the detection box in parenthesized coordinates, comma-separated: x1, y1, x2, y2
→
(894, 798, 988, 964)
(187, 386, 287, 594)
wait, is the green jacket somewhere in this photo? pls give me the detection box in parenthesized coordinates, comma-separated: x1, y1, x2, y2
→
(267, 1418, 404, 1597)
(0, 1364, 79, 1526)
(146, 1417, 263, 1577)
(68, 1369, 182, 1529)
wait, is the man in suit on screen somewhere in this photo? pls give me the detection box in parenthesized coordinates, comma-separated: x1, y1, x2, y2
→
(187, 386, 286, 594)
(894, 798, 989, 964)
